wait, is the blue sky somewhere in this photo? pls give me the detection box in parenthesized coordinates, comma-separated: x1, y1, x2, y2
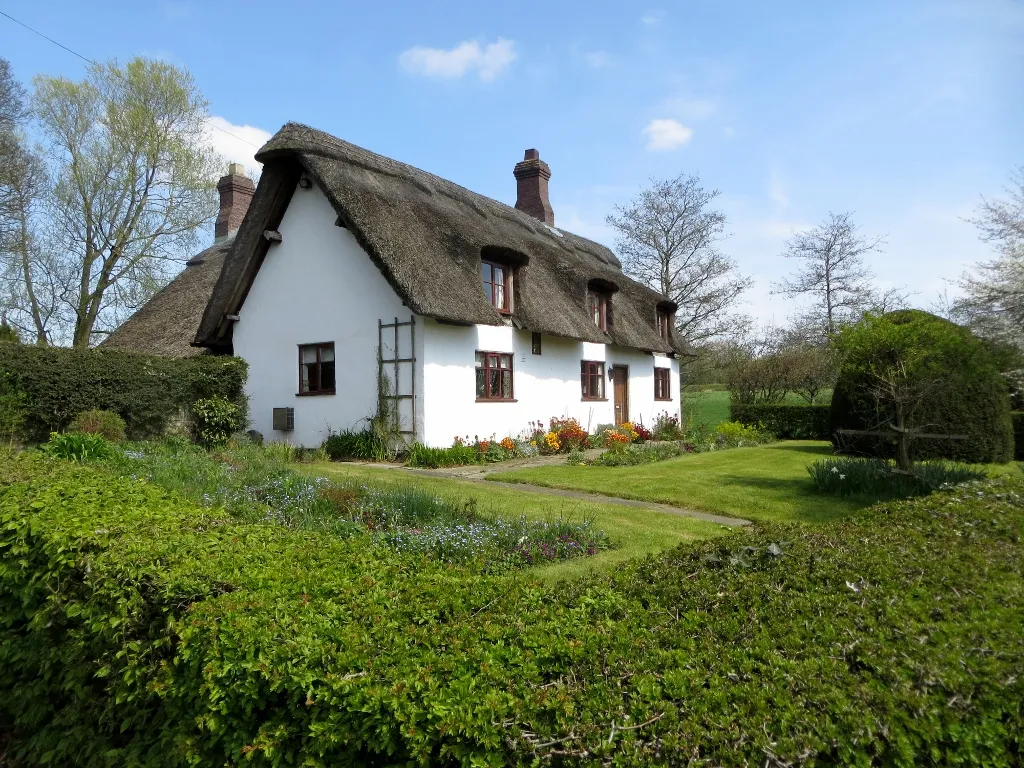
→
(2, 0, 1021, 324)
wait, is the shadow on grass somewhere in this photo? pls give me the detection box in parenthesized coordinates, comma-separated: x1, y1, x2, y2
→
(769, 441, 837, 456)
(716, 473, 866, 523)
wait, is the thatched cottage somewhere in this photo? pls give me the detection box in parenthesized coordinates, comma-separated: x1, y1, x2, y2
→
(105, 124, 687, 447)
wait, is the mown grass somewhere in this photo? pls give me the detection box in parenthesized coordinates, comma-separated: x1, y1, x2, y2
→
(490, 440, 1023, 525)
(306, 462, 731, 581)
(682, 388, 833, 430)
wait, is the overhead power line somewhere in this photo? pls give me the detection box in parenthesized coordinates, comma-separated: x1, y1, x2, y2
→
(0, 9, 262, 150)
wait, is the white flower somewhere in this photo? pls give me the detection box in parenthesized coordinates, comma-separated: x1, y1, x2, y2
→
(830, 466, 839, 473)
(839, 474, 846, 480)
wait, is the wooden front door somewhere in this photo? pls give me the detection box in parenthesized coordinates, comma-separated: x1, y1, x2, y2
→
(611, 366, 629, 425)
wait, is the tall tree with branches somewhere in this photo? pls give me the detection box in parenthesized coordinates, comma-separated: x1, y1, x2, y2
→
(606, 173, 750, 345)
(954, 166, 1024, 347)
(0, 58, 57, 345)
(31, 57, 221, 347)
(772, 211, 896, 340)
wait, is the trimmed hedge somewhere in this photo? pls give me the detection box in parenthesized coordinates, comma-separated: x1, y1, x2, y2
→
(831, 311, 1014, 464)
(1, 455, 1022, 765)
(1014, 412, 1024, 461)
(730, 402, 832, 439)
(0, 345, 247, 442)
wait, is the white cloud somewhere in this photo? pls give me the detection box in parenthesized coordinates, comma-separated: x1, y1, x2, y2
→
(399, 38, 517, 82)
(584, 50, 613, 68)
(642, 118, 693, 150)
(723, 126, 736, 137)
(204, 116, 272, 178)
(641, 13, 661, 25)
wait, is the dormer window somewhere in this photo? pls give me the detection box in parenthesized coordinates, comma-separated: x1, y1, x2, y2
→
(588, 290, 608, 331)
(657, 310, 670, 340)
(481, 260, 512, 313)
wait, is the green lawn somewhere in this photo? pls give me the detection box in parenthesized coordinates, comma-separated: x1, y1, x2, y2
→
(490, 441, 869, 524)
(306, 462, 730, 581)
(682, 388, 833, 429)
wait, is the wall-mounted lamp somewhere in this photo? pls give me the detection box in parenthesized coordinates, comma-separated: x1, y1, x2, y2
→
(298, 176, 312, 189)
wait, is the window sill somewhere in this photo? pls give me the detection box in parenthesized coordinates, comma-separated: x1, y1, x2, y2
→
(582, 397, 608, 402)
(476, 398, 518, 403)
(654, 396, 673, 402)
(296, 390, 336, 397)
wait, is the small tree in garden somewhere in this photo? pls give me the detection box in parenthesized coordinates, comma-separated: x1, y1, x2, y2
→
(831, 310, 1014, 467)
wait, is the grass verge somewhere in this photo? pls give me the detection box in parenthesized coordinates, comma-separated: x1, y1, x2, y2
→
(307, 462, 731, 580)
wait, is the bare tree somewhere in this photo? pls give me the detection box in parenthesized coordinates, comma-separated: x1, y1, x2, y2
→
(606, 173, 751, 344)
(31, 57, 221, 347)
(772, 212, 891, 340)
(0, 58, 59, 345)
(955, 166, 1024, 346)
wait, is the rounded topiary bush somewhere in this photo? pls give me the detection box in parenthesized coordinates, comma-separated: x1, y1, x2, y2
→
(68, 409, 127, 443)
(831, 310, 1013, 464)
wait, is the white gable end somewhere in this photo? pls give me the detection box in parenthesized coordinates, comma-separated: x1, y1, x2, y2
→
(232, 180, 416, 446)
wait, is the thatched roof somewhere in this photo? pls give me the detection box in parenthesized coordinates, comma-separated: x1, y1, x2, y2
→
(101, 240, 232, 357)
(195, 123, 689, 356)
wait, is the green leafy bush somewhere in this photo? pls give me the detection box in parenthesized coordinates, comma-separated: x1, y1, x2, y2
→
(40, 432, 115, 462)
(713, 420, 774, 447)
(831, 310, 1014, 464)
(189, 396, 244, 446)
(594, 441, 688, 466)
(0, 344, 247, 442)
(1013, 412, 1023, 461)
(808, 456, 986, 501)
(730, 402, 831, 439)
(68, 409, 127, 443)
(2, 456, 1023, 766)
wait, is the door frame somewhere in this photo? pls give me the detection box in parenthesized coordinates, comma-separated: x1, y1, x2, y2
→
(610, 364, 629, 425)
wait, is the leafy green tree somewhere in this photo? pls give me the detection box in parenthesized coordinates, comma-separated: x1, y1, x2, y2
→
(32, 57, 220, 347)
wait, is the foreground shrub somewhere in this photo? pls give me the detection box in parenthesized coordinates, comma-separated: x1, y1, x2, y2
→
(323, 428, 393, 461)
(831, 310, 1014, 464)
(651, 411, 684, 441)
(68, 409, 127, 443)
(713, 420, 774, 448)
(730, 402, 831, 439)
(0, 345, 247, 442)
(808, 456, 986, 501)
(189, 395, 244, 447)
(2, 455, 1022, 766)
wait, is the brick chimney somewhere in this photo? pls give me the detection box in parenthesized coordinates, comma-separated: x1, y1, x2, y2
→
(215, 162, 255, 241)
(513, 149, 554, 227)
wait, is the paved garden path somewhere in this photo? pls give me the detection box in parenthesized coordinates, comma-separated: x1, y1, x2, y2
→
(348, 454, 752, 528)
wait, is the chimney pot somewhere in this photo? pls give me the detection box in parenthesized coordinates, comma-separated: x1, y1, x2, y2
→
(215, 163, 256, 242)
(513, 148, 554, 227)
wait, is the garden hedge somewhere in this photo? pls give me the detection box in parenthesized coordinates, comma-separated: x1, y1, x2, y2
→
(1, 454, 1022, 766)
(831, 310, 1014, 464)
(1014, 412, 1024, 461)
(729, 402, 832, 439)
(0, 344, 247, 442)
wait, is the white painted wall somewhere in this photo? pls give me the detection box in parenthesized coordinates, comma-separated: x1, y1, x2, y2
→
(232, 181, 419, 447)
(420, 318, 680, 447)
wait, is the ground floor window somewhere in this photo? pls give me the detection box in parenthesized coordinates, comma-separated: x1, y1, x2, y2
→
(476, 351, 514, 400)
(654, 367, 671, 400)
(581, 360, 606, 400)
(299, 342, 336, 395)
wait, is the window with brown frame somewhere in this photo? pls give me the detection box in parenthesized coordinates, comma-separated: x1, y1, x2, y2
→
(531, 332, 542, 355)
(481, 261, 512, 312)
(475, 351, 514, 400)
(654, 367, 671, 401)
(657, 310, 671, 340)
(588, 291, 608, 331)
(581, 360, 606, 400)
(298, 342, 336, 395)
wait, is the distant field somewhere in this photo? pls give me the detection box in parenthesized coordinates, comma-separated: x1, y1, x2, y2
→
(682, 387, 832, 429)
